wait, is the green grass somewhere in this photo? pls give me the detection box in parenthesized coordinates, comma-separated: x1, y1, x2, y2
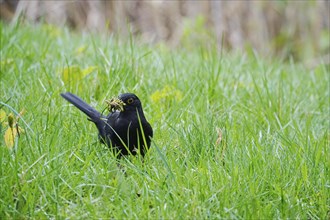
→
(1, 22, 329, 219)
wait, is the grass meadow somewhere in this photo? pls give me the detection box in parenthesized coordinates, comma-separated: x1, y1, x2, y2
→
(0, 22, 329, 219)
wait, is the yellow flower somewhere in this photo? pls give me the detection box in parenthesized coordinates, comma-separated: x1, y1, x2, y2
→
(75, 45, 88, 55)
(151, 85, 183, 105)
(58, 65, 98, 93)
(0, 109, 6, 127)
(1, 109, 25, 149)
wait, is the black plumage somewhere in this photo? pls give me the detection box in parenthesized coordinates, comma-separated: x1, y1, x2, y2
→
(61, 92, 153, 157)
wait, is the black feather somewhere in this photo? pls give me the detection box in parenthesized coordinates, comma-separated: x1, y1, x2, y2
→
(61, 92, 153, 157)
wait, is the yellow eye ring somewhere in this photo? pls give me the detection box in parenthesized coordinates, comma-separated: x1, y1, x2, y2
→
(127, 98, 134, 104)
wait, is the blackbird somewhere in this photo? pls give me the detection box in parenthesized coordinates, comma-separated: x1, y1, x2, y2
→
(61, 92, 153, 157)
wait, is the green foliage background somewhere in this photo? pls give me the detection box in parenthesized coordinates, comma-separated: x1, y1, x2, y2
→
(0, 22, 329, 219)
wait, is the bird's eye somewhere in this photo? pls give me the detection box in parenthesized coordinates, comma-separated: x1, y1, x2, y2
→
(127, 98, 134, 104)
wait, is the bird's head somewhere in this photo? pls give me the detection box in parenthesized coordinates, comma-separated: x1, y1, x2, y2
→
(106, 93, 142, 112)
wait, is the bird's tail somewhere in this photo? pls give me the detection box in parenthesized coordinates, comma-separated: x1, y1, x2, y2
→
(61, 92, 102, 122)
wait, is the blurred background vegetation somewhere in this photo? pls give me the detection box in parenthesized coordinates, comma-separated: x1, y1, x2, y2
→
(1, 0, 329, 65)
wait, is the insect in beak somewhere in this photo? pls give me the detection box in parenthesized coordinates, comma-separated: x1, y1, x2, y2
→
(105, 97, 126, 112)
